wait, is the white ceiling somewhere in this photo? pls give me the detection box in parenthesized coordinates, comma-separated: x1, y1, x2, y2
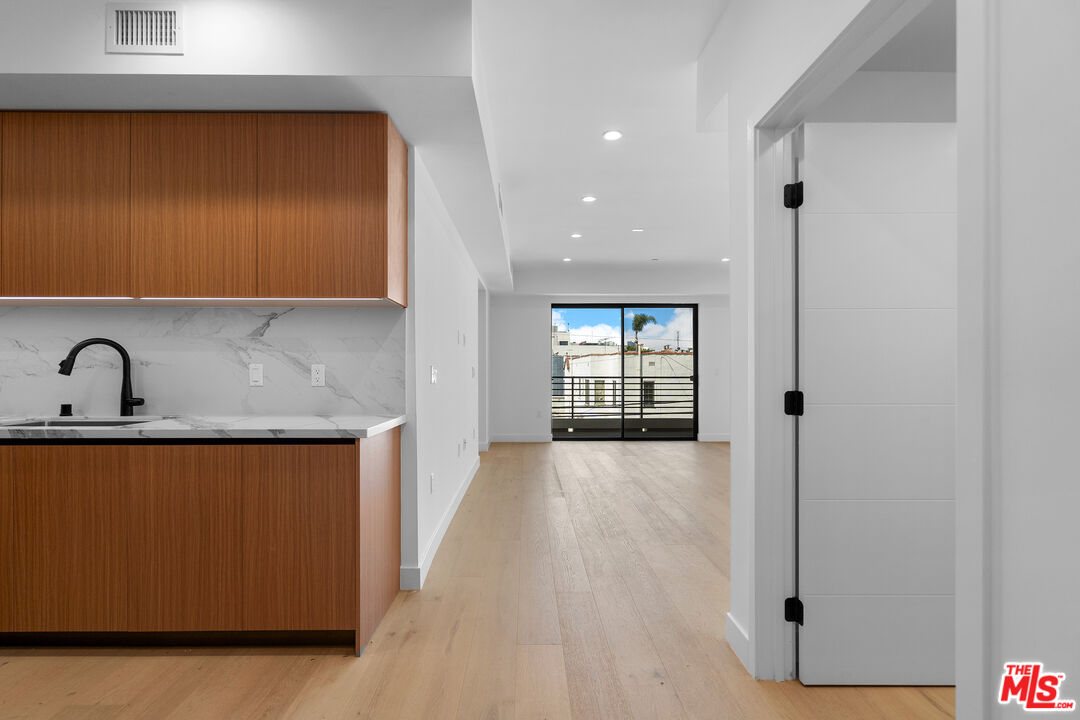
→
(472, 0, 731, 294)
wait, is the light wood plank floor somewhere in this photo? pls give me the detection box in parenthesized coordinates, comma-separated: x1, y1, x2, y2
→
(0, 441, 954, 719)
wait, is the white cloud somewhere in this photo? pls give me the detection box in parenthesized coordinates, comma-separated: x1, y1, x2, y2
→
(632, 308, 694, 350)
(555, 308, 695, 351)
(566, 323, 620, 345)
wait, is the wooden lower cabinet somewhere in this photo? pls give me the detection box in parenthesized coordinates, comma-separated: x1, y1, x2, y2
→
(129, 445, 243, 631)
(241, 444, 356, 631)
(0, 448, 13, 631)
(0, 431, 401, 650)
(9, 446, 131, 632)
(356, 427, 402, 648)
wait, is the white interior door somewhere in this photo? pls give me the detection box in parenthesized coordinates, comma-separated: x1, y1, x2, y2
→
(797, 122, 957, 685)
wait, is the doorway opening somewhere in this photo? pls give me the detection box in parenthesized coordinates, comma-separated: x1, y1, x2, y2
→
(551, 304, 698, 440)
(750, 0, 958, 686)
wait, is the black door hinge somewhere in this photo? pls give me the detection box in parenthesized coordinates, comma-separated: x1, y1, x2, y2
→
(784, 181, 804, 209)
(784, 597, 804, 625)
(784, 390, 804, 416)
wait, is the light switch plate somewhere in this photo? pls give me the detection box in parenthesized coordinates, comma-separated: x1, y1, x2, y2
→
(430, 365, 438, 384)
(311, 364, 326, 387)
(249, 363, 263, 387)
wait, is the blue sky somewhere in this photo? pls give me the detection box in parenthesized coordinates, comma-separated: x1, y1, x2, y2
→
(551, 306, 694, 349)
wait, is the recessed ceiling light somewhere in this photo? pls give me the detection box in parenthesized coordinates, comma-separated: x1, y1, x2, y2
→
(570, 233, 582, 239)
(602, 130, 623, 141)
(563, 257, 573, 262)
(650, 258, 660, 262)
(581, 195, 597, 203)
(632, 228, 645, 233)
(721, 257, 731, 262)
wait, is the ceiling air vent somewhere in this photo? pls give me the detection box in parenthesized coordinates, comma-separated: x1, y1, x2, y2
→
(106, 3, 184, 55)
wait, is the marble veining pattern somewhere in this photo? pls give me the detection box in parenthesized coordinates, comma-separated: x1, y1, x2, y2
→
(0, 414, 407, 440)
(0, 306, 406, 418)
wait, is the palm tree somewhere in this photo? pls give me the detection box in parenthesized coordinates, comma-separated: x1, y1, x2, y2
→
(630, 314, 656, 420)
(631, 313, 657, 350)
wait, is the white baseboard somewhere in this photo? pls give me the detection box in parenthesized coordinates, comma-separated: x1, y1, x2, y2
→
(479, 442, 491, 452)
(698, 433, 731, 442)
(726, 612, 752, 674)
(490, 434, 552, 443)
(399, 456, 481, 590)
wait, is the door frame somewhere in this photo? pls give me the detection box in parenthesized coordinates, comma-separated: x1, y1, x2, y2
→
(550, 302, 699, 441)
(746, 0, 941, 682)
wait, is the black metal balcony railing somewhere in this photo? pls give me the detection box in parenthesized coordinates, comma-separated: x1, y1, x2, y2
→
(551, 375, 696, 439)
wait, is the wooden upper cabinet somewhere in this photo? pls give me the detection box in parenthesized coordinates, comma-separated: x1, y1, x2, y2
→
(0, 111, 407, 303)
(257, 113, 408, 304)
(0, 112, 131, 297)
(131, 113, 257, 298)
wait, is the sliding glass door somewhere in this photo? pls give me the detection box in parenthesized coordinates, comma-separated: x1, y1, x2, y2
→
(551, 304, 697, 440)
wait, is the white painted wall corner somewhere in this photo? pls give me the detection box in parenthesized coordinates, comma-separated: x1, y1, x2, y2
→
(726, 612, 752, 673)
(400, 456, 481, 590)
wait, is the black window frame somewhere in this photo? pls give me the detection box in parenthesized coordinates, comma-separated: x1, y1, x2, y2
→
(551, 303, 699, 441)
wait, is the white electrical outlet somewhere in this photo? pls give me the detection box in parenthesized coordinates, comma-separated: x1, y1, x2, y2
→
(429, 472, 435, 494)
(430, 365, 438, 384)
(311, 364, 326, 387)
(249, 363, 264, 387)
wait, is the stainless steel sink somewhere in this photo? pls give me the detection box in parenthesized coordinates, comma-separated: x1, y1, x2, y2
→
(5, 417, 161, 428)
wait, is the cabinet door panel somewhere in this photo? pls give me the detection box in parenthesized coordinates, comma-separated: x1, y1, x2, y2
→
(132, 113, 258, 298)
(0, 448, 12, 631)
(256, 113, 388, 298)
(242, 445, 355, 630)
(10, 446, 131, 631)
(129, 445, 243, 631)
(1, 112, 131, 297)
(356, 429, 401, 647)
(386, 121, 408, 307)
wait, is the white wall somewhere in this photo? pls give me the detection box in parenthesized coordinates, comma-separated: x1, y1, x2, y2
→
(400, 151, 482, 589)
(957, 1, 1080, 716)
(697, 0, 882, 679)
(807, 71, 956, 122)
(513, 263, 730, 296)
(489, 294, 730, 443)
(489, 294, 553, 442)
(477, 283, 491, 451)
(0, 0, 470, 77)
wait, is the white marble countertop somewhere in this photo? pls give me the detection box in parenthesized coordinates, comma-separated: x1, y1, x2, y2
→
(0, 414, 406, 440)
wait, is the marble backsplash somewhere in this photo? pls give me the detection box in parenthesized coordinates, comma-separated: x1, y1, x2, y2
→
(0, 306, 406, 418)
